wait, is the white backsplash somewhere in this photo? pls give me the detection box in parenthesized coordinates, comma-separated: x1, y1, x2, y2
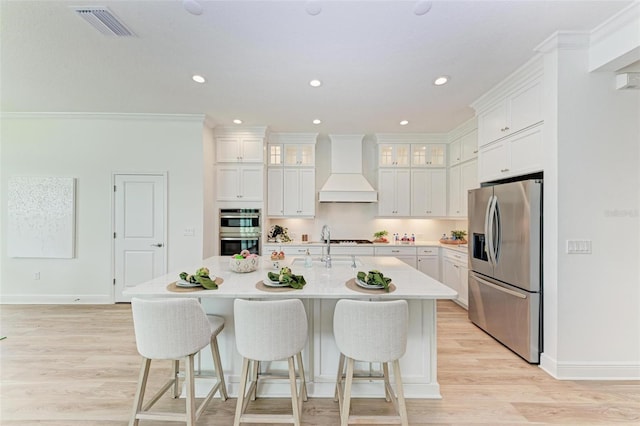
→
(265, 203, 467, 242)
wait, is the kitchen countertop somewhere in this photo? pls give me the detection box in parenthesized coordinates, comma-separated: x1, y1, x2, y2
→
(264, 240, 468, 253)
(124, 255, 457, 300)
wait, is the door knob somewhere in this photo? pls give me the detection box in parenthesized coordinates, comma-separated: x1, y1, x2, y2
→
(151, 243, 164, 247)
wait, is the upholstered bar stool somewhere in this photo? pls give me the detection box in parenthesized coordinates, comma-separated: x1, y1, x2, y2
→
(333, 299, 409, 426)
(129, 297, 228, 426)
(233, 298, 308, 426)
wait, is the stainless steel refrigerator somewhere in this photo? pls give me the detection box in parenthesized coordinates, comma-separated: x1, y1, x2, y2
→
(467, 178, 542, 363)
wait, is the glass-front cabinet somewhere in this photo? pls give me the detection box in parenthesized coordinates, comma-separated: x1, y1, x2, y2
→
(284, 144, 314, 166)
(411, 144, 446, 167)
(378, 144, 410, 167)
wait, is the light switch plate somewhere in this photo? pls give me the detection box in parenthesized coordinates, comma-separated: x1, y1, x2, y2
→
(567, 240, 592, 254)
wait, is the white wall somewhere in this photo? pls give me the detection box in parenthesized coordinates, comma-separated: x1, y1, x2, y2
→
(541, 43, 640, 378)
(0, 114, 206, 303)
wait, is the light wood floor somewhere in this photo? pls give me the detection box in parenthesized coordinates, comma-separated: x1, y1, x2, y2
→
(1, 301, 638, 425)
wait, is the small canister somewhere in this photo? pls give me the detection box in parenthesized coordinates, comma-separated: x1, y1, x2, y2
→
(302, 234, 308, 242)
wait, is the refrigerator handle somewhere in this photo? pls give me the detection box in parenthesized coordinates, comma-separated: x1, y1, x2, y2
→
(484, 195, 494, 266)
(487, 195, 498, 266)
(493, 195, 501, 263)
(471, 272, 527, 299)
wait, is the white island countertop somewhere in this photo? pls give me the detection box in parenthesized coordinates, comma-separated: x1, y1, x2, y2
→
(124, 255, 457, 300)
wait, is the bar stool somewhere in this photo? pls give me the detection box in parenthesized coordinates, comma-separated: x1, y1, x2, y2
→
(233, 298, 308, 426)
(333, 299, 409, 426)
(129, 297, 228, 426)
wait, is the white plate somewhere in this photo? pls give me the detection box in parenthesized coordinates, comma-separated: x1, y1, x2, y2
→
(356, 277, 385, 289)
(176, 279, 201, 288)
(264, 277, 290, 288)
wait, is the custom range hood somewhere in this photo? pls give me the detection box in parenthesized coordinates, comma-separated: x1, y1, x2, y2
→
(318, 134, 378, 203)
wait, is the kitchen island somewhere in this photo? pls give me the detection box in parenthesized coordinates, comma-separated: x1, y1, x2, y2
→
(124, 255, 457, 398)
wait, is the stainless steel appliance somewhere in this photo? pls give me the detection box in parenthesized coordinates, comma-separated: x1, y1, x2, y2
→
(219, 209, 261, 256)
(467, 178, 542, 363)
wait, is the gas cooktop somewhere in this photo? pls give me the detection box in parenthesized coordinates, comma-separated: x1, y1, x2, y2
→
(329, 239, 373, 245)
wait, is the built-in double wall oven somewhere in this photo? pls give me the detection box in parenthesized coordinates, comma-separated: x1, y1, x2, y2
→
(219, 208, 261, 256)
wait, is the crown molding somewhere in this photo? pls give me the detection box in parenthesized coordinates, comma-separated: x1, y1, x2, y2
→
(0, 112, 207, 122)
(535, 31, 590, 54)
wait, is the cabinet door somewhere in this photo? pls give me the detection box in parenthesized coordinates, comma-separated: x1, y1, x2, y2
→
(448, 165, 462, 217)
(379, 144, 409, 167)
(378, 169, 397, 216)
(459, 264, 469, 308)
(461, 129, 478, 162)
(240, 138, 264, 162)
(478, 100, 508, 147)
(459, 160, 478, 217)
(268, 144, 283, 166)
(411, 169, 446, 217)
(298, 145, 315, 166)
(216, 137, 240, 162)
(395, 169, 411, 216)
(417, 256, 439, 280)
(449, 140, 462, 166)
(509, 79, 542, 135)
(283, 168, 301, 215)
(478, 140, 507, 183)
(298, 169, 315, 216)
(442, 258, 461, 294)
(507, 125, 543, 177)
(267, 168, 284, 216)
(239, 166, 263, 200)
(216, 166, 240, 200)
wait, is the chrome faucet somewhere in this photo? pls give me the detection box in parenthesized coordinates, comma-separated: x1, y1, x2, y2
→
(321, 224, 331, 268)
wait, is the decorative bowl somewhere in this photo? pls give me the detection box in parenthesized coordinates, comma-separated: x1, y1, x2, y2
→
(229, 256, 260, 273)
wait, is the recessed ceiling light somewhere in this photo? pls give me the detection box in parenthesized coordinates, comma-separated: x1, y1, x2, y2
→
(414, 1, 433, 16)
(305, 1, 322, 16)
(183, 0, 203, 16)
(233, 119, 243, 124)
(434, 76, 449, 86)
(309, 79, 322, 87)
(400, 120, 409, 126)
(312, 119, 322, 125)
(192, 75, 206, 83)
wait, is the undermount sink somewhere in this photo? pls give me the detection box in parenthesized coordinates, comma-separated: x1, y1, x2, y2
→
(291, 257, 363, 267)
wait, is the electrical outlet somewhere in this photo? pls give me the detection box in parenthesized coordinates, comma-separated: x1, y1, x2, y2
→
(567, 240, 592, 254)
(183, 228, 195, 237)
(34, 272, 40, 280)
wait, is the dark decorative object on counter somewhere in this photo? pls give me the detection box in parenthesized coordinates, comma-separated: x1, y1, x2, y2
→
(267, 224, 291, 242)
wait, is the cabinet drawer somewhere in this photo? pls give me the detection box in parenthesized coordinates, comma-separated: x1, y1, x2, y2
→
(282, 246, 323, 256)
(330, 246, 375, 256)
(375, 246, 416, 256)
(443, 249, 467, 264)
(417, 247, 439, 256)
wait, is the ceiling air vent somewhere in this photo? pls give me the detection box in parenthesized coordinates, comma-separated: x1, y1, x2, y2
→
(73, 7, 135, 37)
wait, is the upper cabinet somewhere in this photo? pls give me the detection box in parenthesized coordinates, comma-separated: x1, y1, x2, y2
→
(411, 144, 447, 167)
(449, 129, 478, 166)
(267, 133, 317, 218)
(216, 136, 264, 163)
(472, 59, 544, 183)
(378, 144, 410, 167)
(284, 144, 315, 166)
(476, 74, 543, 147)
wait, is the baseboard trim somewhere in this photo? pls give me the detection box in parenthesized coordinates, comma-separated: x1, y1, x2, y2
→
(540, 353, 640, 380)
(0, 294, 113, 304)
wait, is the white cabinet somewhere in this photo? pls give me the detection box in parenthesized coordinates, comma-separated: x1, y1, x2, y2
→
(284, 144, 315, 166)
(449, 129, 478, 166)
(267, 168, 315, 217)
(216, 165, 263, 201)
(411, 169, 447, 217)
(282, 246, 322, 257)
(478, 124, 542, 183)
(267, 144, 283, 166)
(411, 144, 447, 167)
(378, 169, 411, 216)
(449, 160, 478, 217)
(378, 144, 410, 167)
(441, 249, 468, 308)
(266, 168, 284, 216)
(417, 247, 440, 280)
(217, 137, 264, 163)
(478, 78, 542, 147)
(375, 246, 417, 268)
(283, 168, 315, 216)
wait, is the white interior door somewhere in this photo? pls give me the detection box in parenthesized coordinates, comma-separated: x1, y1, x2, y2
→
(113, 174, 167, 302)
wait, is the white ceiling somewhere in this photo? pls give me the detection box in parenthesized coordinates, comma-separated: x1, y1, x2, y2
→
(0, 0, 633, 134)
